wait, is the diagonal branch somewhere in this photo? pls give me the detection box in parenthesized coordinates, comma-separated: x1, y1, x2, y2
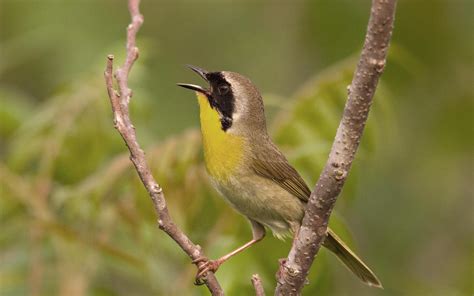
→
(275, 0, 398, 295)
(103, 0, 223, 295)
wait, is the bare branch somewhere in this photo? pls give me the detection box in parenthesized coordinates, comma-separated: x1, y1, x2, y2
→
(103, 0, 223, 294)
(275, 0, 398, 295)
(251, 274, 265, 296)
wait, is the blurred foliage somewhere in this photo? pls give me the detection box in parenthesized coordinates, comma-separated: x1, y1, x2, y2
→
(0, 0, 472, 296)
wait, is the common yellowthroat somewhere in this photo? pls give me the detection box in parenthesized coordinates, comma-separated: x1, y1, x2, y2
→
(178, 65, 382, 288)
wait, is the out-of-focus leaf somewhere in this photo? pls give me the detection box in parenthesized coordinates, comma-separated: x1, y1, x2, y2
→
(0, 88, 35, 143)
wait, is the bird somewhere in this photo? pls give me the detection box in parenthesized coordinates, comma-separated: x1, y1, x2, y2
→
(177, 65, 382, 288)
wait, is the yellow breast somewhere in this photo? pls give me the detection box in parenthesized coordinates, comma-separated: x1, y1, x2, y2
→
(196, 93, 244, 182)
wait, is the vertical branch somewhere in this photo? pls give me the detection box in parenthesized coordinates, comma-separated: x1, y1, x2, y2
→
(103, 0, 223, 294)
(251, 274, 266, 296)
(275, 0, 398, 295)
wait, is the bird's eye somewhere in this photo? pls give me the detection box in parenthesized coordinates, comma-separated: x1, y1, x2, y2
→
(218, 84, 229, 95)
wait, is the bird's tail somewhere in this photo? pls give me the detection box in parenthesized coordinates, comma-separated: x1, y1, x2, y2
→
(323, 229, 383, 288)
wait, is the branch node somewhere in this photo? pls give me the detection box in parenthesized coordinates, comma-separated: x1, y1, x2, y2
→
(334, 169, 346, 181)
(152, 184, 163, 194)
(157, 218, 164, 228)
(133, 47, 140, 60)
(368, 57, 386, 72)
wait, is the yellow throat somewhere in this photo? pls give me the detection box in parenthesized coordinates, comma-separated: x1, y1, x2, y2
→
(196, 93, 244, 181)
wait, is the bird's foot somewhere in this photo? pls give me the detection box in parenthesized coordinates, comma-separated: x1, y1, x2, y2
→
(192, 257, 222, 285)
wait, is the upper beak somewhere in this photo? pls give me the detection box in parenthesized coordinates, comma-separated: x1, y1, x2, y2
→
(177, 65, 210, 95)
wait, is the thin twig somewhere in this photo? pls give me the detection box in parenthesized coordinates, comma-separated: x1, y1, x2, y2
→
(103, 0, 223, 295)
(251, 274, 265, 296)
(274, 0, 397, 295)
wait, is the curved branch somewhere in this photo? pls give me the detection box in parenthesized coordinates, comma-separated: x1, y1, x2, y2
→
(275, 0, 397, 295)
(103, 0, 223, 295)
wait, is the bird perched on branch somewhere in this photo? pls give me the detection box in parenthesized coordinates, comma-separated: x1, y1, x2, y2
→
(178, 65, 382, 288)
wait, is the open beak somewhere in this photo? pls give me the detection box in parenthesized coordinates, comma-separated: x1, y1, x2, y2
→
(177, 65, 210, 95)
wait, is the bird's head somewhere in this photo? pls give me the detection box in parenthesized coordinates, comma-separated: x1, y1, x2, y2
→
(178, 65, 267, 136)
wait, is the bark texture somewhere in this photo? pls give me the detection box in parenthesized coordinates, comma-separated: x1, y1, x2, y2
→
(275, 0, 398, 295)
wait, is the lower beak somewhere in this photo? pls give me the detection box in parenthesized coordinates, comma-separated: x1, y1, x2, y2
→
(177, 65, 210, 95)
(176, 83, 209, 95)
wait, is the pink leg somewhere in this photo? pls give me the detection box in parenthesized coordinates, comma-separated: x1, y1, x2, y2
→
(194, 220, 265, 284)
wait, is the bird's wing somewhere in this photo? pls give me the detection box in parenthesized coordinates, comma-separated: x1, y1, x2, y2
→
(251, 145, 311, 202)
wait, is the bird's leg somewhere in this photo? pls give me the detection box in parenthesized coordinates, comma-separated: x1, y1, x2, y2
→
(194, 220, 265, 284)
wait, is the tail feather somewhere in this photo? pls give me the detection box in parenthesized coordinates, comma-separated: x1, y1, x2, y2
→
(323, 229, 383, 288)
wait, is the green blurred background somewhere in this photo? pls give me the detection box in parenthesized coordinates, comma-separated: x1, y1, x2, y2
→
(0, 0, 472, 295)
